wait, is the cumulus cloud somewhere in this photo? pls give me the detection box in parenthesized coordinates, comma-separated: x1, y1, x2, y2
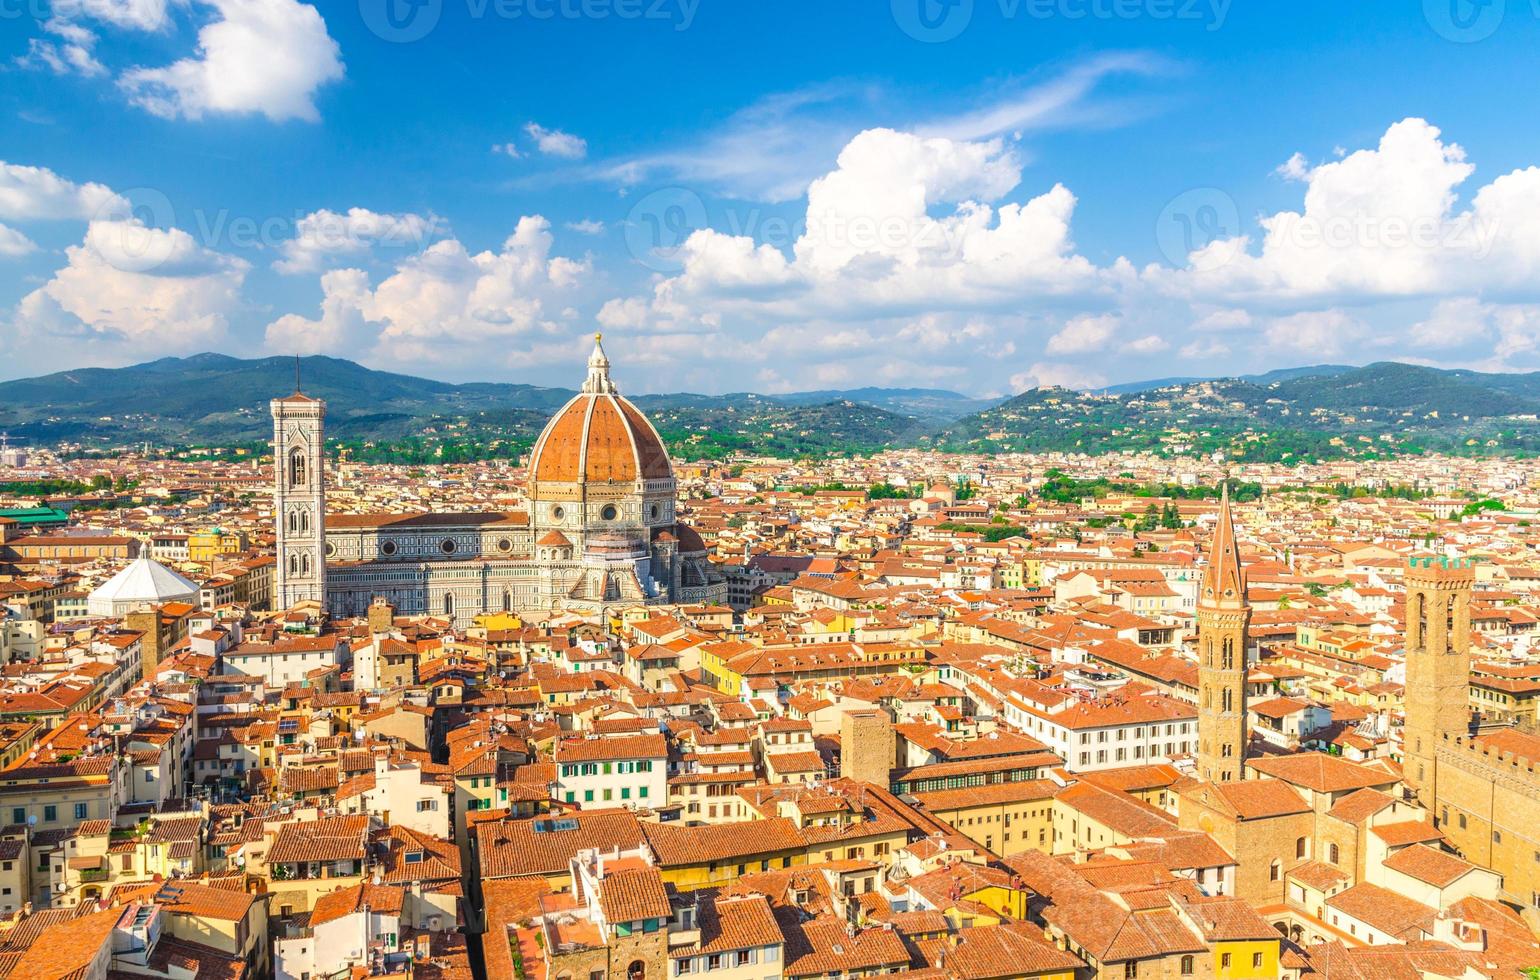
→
(524, 123, 587, 159)
(0, 161, 128, 221)
(629, 128, 1114, 327)
(1150, 118, 1540, 303)
(1180, 338, 1230, 360)
(1122, 334, 1169, 354)
(120, 0, 343, 122)
(1046, 314, 1119, 355)
(274, 208, 440, 274)
(566, 219, 605, 235)
(265, 216, 590, 366)
(1264, 309, 1365, 358)
(13, 218, 248, 351)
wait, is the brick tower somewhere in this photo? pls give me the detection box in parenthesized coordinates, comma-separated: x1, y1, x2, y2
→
(1197, 483, 1250, 783)
(1403, 556, 1475, 809)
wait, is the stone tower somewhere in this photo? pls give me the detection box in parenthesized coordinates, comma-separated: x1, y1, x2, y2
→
(1197, 483, 1250, 783)
(1403, 556, 1475, 809)
(271, 387, 327, 611)
(840, 709, 895, 788)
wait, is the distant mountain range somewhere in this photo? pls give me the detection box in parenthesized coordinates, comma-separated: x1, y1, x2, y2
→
(935, 361, 1540, 461)
(3, 355, 1539, 461)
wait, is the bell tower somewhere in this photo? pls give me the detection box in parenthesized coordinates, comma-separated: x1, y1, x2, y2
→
(1197, 483, 1250, 783)
(1403, 556, 1474, 809)
(271, 376, 327, 612)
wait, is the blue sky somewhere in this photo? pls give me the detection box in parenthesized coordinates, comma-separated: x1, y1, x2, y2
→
(4, 0, 1540, 394)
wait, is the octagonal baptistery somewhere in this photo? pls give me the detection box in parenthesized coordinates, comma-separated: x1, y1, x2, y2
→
(526, 335, 679, 564)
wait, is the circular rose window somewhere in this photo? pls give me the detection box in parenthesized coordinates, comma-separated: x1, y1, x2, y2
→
(441, 539, 456, 555)
(497, 538, 512, 553)
(601, 505, 618, 521)
(380, 540, 397, 557)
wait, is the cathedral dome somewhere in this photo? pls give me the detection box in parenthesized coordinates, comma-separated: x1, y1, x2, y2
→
(528, 335, 672, 487)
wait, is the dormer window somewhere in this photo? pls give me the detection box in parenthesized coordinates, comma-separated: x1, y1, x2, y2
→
(405, 851, 424, 863)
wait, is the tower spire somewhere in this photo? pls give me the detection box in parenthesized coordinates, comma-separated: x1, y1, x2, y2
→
(1203, 481, 1246, 603)
(295, 354, 302, 395)
(1196, 478, 1251, 783)
(582, 332, 616, 395)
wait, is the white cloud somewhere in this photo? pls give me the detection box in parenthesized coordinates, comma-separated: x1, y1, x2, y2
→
(265, 216, 590, 365)
(566, 219, 605, 235)
(492, 143, 522, 159)
(1264, 309, 1364, 357)
(524, 123, 587, 159)
(588, 55, 1168, 204)
(0, 224, 37, 258)
(1180, 338, 1230, 359)
(0, 162, 127, 221)
(1151, 118, 1540, 304)
(633, 128, 1113, 330)
(274, 207, 440, 274)
(1046, 313, 1119, 355)
(266, 268, 372, 354)
(1122, 334, 1169, 354)
(19, 20, 106, 78)
(120, 0, 343, 122)
(52, 0, 171, 31)
(1274, 151, 1310, 182)
(1009, 362, 1107, 392)
(1408, 297, 1484, 351)
(13, 218, 247, 350)
(1191, 308, 1252, 332)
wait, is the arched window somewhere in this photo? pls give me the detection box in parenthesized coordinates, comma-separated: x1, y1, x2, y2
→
(1413, 591, 1426, 646)
(1447, 593, 1457, 649)
(444, 593, 454, 617)
(1221, 636, 1234, 670)
(1221, 688, 1232, 712)
(1180, 956, 1194, 976)
(502, 589, 512, 613)
(289, 448, 307, 488)
(300, 554, 310, 576)
(1295, 837, 1307, 859)
(1269, 859, 1280, 881)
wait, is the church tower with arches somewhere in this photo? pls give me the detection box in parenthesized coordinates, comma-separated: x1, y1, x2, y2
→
(271, 388, 328, 609)
(1197, 483, 1250, 783)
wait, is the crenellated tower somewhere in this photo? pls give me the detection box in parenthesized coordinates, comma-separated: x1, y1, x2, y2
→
(1197, 483, 1250, 783)
(1402, 556, 1475, 809)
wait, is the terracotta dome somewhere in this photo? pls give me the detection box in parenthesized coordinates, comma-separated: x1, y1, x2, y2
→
(528, 335, 672, 486)
(675, 523, 707, 554)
